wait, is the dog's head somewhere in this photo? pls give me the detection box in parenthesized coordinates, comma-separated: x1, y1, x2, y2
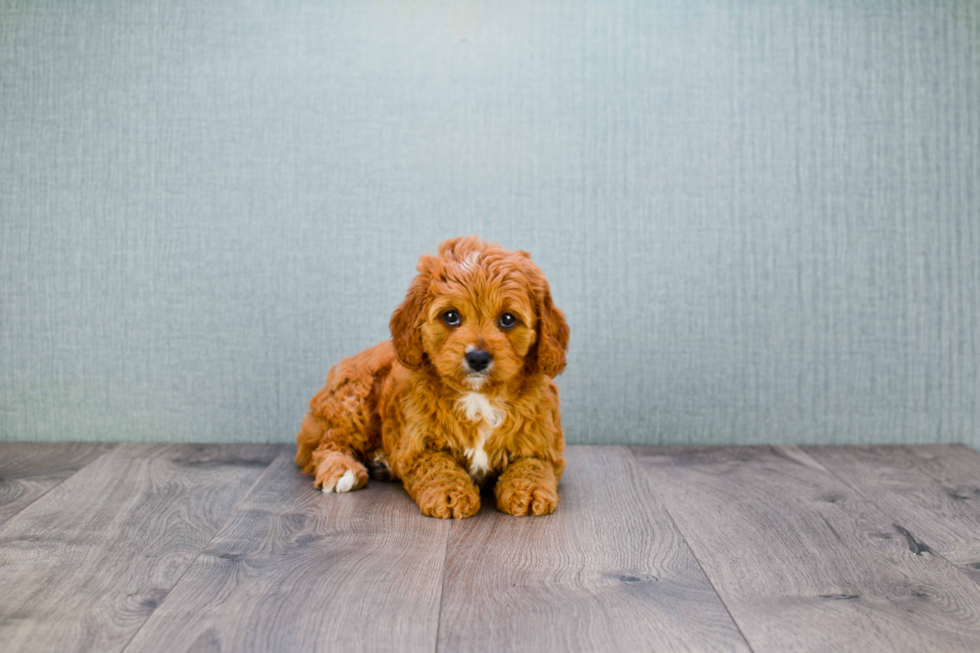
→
(389, 236, 569, 391)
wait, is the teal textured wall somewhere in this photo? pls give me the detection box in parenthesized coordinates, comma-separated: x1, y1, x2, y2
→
(2, 0, 978, 445)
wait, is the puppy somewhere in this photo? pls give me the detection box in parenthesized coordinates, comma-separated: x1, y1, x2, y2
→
(296, 236, 569, 518)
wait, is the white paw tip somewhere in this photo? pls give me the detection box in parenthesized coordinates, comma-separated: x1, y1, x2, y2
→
(321, 484, 334, 493)
(335, 470, 356, 493)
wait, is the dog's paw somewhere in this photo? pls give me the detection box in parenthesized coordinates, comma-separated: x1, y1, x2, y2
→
(314, 454, 368, 493)
(323, 469, 357, 493)
(496, 480, 558, 516)
(417, 480, 481, 519)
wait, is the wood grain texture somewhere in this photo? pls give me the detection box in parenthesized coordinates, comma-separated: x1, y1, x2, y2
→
(0, 443, 282, 653)
(123, 451, 450, 653)
(632, 445, 980, 652)
(805, 444, 980, 587)
(0, 442, 114, 525)
(437, 446, 750, 652)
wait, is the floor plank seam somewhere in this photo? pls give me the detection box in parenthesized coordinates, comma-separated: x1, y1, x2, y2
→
(798, 446, 977, 585)
(626, 447, 757, 653)
(14, 444, 980, 652)
(433, 518, 453, 653)
(116, 448, 287, 653)
(0, 443, 119, 525)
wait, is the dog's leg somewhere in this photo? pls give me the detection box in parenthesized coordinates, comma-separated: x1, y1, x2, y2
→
(401, 452, 480, 519)
(494, 458, 559, 516)
(296, 413, 369, 493)
(311, 439, 369, 493)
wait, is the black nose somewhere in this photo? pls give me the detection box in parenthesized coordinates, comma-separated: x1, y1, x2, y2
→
(464, 349, 492, 372)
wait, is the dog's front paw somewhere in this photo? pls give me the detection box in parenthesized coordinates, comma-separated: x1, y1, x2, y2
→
(416, 480, 481, 519)
(495, 478, 558, 516)
(313, 451, 369, 493)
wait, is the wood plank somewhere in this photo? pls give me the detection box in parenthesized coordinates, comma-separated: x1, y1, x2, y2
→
(123, 450, 450, 653)
(904, 444, 980, 477)
(632, 445, 980, 652)
(437, 446, 750, 653)
(805, 444, 980, 587)
(0, 443, 282, 653)
(0, 442, 114, 525)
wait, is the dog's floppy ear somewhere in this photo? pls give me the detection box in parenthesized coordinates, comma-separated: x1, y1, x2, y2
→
(389, 256, 432, 369)
(534, 283, 569, 378)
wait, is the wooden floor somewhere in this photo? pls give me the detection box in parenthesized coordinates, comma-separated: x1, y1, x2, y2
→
(2, 444, 980, 652)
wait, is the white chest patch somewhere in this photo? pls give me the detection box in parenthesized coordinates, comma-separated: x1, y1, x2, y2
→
(456, 392, 506, 480)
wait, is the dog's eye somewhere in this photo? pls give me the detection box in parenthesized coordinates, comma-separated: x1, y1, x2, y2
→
(442, 311, 461, 327)
(498, 313, 517, 329)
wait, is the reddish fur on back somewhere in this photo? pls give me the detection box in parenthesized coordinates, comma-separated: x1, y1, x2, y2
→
(296, 236, 568, 518)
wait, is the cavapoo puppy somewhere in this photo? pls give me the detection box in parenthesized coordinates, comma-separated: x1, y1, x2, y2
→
(296, 236, 569, 519)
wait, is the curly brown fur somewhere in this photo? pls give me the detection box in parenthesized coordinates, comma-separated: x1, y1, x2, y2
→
(296, 236, 569, 518)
